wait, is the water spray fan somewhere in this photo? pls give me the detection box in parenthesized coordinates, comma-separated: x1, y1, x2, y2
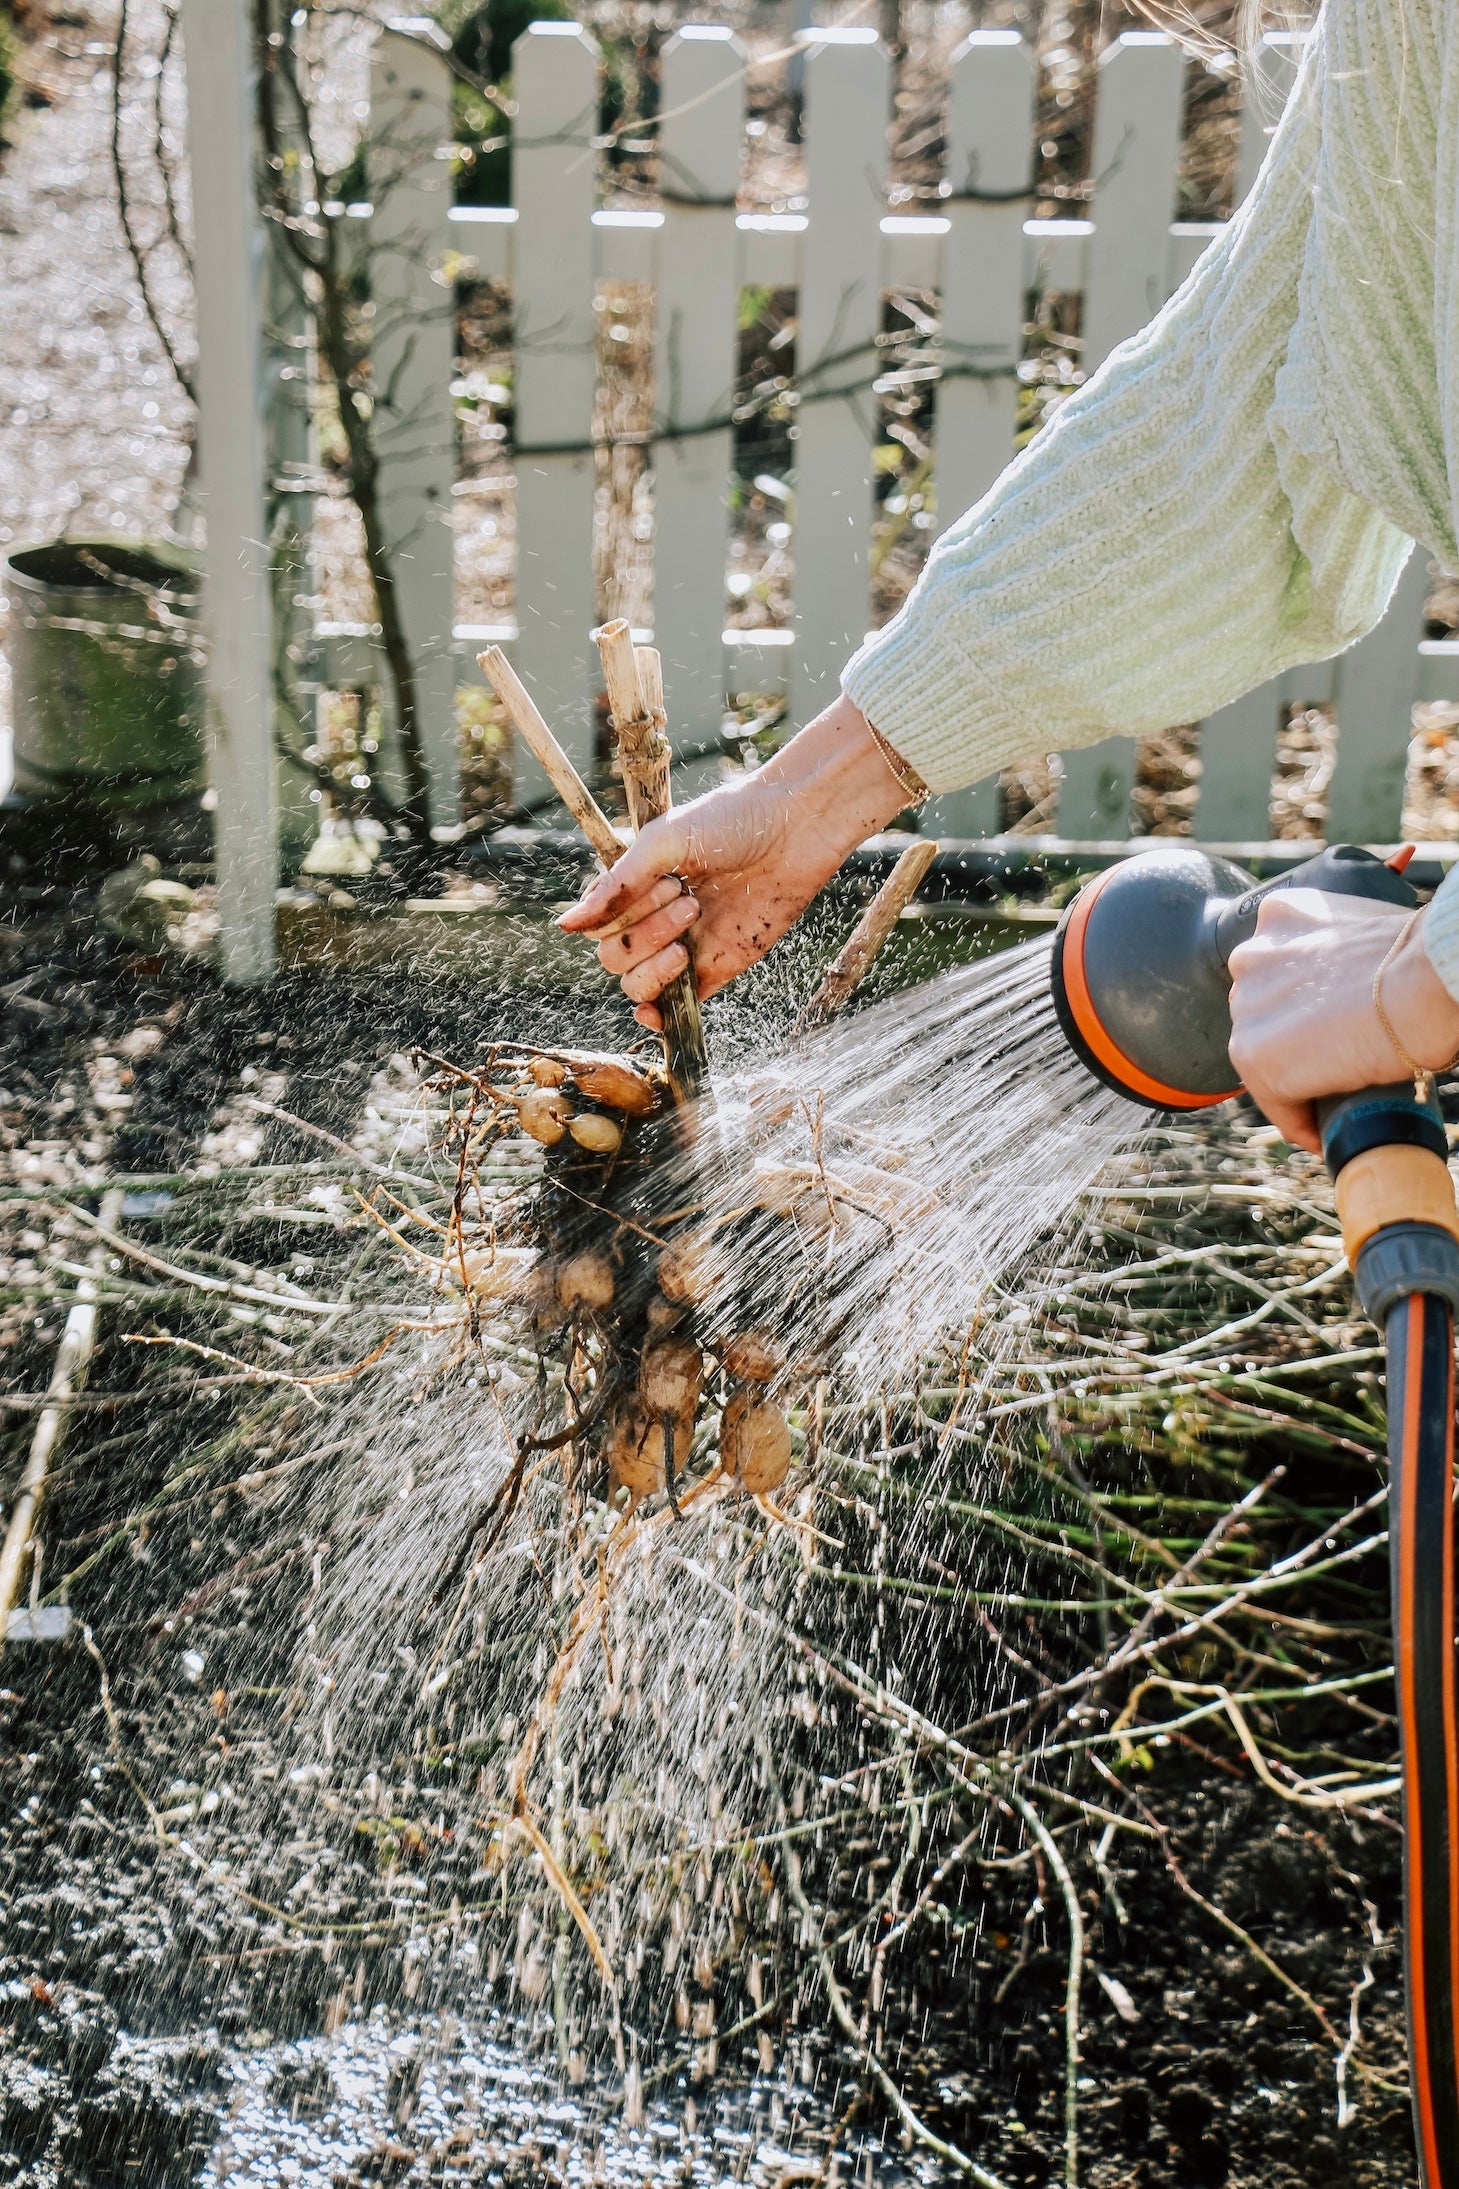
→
(1052, 842, 1459, 2189)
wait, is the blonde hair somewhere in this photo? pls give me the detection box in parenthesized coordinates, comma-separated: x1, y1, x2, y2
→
(1122, 2, 1290, 60)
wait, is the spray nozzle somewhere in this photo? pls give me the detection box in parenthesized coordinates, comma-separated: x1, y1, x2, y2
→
(1050, 842, 1422, 1113)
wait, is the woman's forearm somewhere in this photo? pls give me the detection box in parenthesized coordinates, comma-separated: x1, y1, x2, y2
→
(757, 693, 920, 854)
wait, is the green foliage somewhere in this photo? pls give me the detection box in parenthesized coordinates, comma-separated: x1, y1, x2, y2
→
(449, 1, 637, 210)
(0, 4, 19, 143)
(450, 0, 572, 207)
(450, 0, 572, 89)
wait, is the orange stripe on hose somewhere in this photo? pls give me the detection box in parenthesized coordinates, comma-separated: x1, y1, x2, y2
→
(1060, 873, 1241, 1111)
(1400, 1300, 1441, 2188)
(1442, 1334, 1459, 2130)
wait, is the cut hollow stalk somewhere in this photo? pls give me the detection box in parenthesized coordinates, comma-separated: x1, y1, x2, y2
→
(592, 624, 710, 1104)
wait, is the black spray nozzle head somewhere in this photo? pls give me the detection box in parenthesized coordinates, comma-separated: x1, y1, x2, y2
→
(1049, 847, 1256, 1110)
(1049, 841, 1422, 1113)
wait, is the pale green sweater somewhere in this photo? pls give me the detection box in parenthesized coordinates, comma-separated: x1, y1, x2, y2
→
(841, 0, 1459, 990)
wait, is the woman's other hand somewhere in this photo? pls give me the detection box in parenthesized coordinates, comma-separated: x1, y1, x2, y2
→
(557, 694, 914, 1029)
(1227, 889, 1459, 1152)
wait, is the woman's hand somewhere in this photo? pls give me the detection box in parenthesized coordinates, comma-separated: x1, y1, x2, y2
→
(557, 694, 913, 1029)
(1227, 888, 1459, 1152)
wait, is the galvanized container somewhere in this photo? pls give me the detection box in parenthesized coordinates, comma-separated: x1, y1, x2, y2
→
(4, 540, 205, 809)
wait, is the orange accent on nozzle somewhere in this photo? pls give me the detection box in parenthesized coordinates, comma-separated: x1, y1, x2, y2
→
(1388, 843, 1417, 874)
(1060, 871, 1242, 1111)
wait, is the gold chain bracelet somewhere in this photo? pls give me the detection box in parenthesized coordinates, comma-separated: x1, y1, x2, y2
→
(1372, 907, 1459, 1106)
(865, 718, 929, 810)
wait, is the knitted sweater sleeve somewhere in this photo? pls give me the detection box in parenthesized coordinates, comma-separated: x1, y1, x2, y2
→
(844, 1, 1459, 957)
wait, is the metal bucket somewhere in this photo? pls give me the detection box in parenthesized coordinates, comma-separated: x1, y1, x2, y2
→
(5, 539, 205, 809)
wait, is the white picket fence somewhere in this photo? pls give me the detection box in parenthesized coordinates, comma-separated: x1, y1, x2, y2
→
(177, 7, 1459, 981)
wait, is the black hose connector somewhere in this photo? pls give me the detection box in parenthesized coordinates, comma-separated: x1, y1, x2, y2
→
(1354, 1221, 1459, 1327)
(1320, 1081, 1447, 1182)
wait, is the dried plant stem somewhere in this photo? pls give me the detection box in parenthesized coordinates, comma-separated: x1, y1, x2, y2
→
(796, 838, 941, 1031)
(477, 648, 624, 867)
(756, 1731, 1010, 2189)
(509, 1809, 616, 1995)
(0, 1187, 125, 1643)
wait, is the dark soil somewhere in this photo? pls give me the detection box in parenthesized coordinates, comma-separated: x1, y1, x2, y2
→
(0, 868, 1422, 2188)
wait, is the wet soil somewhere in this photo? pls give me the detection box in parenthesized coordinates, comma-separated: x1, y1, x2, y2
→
(0, 877, 1424, 2189)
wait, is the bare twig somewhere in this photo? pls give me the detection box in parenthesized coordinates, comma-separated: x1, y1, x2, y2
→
(0, 1188, 125, 1642)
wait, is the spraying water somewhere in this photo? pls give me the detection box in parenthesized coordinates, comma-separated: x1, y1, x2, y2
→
(635, 935, 1144, 1393)
(305, 937, 1144, 1777)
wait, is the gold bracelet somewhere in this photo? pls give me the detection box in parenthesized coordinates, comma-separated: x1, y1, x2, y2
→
(1372, 907, 1455, 1107)
(865, 718, 929, 809)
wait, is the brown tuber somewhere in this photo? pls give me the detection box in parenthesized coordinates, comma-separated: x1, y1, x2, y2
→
(721, 1389, 792, 1496)
(605, 1400, 666, 1508)
(640, 1336, 704, 1421)
(722, 1330, 785, 1384)
(459, 1245, 540, 1301)
(555, 1249, 615, 1312)
(567, 1111, 623, 1156)
(658, 1230, 721, 1306)
(565, 1054, 660, 1117)
(528, 1056, 567, 1087)
(516, 1087, 572, 1146)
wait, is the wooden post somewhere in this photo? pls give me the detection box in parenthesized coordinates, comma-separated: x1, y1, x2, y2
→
(1058, 29, 1184, 843)
(653, 27, 745, 794)
(924, 28, 1034, 841)
(512, 25, 601, 807)
(180, 0, 278, 982)
(369, 21, 459, 831)
(791, 30, 891, 720)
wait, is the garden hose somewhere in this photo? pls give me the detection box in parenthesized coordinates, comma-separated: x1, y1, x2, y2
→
(1050, 843, 1459, 2187)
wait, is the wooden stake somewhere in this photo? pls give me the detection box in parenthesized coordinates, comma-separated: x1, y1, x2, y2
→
(592, 625, 710, 1103)
(795, 839, 940, 1033)
(0, 1186, 125, 1646)
(477, 646, 625, 871)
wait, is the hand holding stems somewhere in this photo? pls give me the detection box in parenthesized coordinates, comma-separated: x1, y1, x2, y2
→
(1228, 888, 1459, 1152)
(557, 693, 912, 1031)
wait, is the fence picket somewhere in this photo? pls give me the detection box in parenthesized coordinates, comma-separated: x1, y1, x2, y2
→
(1187, 33, 1309, 844)
(652, 26, 745, 789)
(369, 23, 458, 828)
(1326, 550, 1430, 844)
(512, 25, 601, 802)
(791, 31, 891, 719)
(181, 0, 277, 982)
(1191, 686, 1287, 842)
(922, 27, 1035, 840)
(1058, 29, 1184, 841)
(1081, 32, 1185, 372)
